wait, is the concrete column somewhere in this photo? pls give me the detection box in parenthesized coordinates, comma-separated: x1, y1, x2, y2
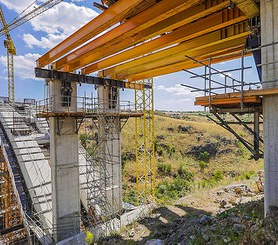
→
(253, 110, 260, 157)
(261, 0, 278, 215)
(98, 85, 122, 216)
(49, 80, 80, 241)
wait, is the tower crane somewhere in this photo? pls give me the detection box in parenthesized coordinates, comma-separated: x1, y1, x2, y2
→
(0, 6, 16, 102)
(0, 0, 63, 102)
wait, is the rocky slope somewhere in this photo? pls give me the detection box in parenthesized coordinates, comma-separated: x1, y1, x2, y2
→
(100, 175, 278, 244)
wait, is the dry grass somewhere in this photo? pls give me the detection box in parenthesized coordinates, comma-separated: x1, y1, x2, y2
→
(121, 113, 263, 203)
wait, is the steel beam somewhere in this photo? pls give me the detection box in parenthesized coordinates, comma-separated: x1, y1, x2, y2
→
(99, 20, 249, 79)
(36, 0, 149, 68)
(127, 45, 246, 81)
(53, 0, 202, 71)
(87, 7, 246, 76)
(34, 68, 150, 89)
(83, 1, 234, 74)
(98, 17, 248, 77)
(231, 0, 259, 18)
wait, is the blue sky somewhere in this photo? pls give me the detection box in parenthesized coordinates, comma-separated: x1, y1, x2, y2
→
(0, 1, 260, 111)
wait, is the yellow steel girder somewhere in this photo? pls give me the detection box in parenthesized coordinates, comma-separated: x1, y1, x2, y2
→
(231, 0, 259, 18)
(101, 22, 249, 80)
(84, 4, 246, 75)
(36, 0, 149, 67)
(97, 10, 247, 78)
(53, 0, 202, 71)
(127, 43, 248, 81)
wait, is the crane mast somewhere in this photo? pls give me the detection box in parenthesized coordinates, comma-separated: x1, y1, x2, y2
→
(0, 1, 63, 102)
(0, 0, 64, 37)
(0, 6, 16, 102)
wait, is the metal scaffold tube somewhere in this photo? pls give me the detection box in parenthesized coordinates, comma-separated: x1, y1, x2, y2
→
(135, 78, 156, 204)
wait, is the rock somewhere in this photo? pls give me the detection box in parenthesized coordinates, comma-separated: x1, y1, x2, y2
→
(156, 135, 165, 140)
(216, 191, 224, 196)
(129, 229, 135, 237)
(250, 224, 259, 233)
(199, 215, 214, 225)
(177, 234, 187, 245)
(189, 235, 195, 240)
(223, 237, 231, 243)
(233, 223, 245, 234)
(244, 215, 251, 221)
(234, 187, 242, 194)
(257, 170, 264, 177)
(145, 239, 164, 245)
(202, 232, 210, 242)
(230, 216, 241, 224)
(220, 199, 227, 208)
(228, 197, 238, 206)
(150, 213, 160, 219)
(188, 142, 219, 158)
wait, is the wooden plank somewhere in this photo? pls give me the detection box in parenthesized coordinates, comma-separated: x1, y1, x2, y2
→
(196, 88, 278, 102)
(195, 96, 261, 106)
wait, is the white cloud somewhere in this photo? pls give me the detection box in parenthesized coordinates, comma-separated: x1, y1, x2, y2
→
(28, 2, 98, 35)
(0, 0, 36, 14)
(1, 1, 98, 49)
(23, 33, 67, 49)
(156, 84, 193, 96)
(0, 53, 40, 80)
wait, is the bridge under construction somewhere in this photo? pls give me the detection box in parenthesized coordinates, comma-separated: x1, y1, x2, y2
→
(1, 0, 278, 243)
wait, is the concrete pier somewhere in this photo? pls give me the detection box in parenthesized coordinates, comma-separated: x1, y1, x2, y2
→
(261, 0, 278, 215)
(48, 80, 80, 241)
(98, 85, 122, 215)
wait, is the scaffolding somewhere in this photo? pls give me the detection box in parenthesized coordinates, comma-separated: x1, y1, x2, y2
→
(0, 135, 27, 244)
(36, 89, 143, 236)
(135, 78, 156, 204)
(182, 40, 278, 160)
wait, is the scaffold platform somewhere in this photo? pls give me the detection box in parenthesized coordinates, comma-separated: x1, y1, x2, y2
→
(36, 111, 143, 119)
(195, 87, 278, 110)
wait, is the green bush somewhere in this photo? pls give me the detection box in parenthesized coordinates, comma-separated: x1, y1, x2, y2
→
(199, 161, 207, 171)
(85, 231, 94, 244)
(156, 176, 193, 202)
(123, 189, 137, 206)
(79, 134, 89, 147)
(166, 143, 176, 158)
(237, 141, 249, 158)
(158, 163, 172, 176)
(241, 170, 255, 180)
(178, 165, 194, 182)
(198, 151, 210, 162)
(154, 140, 164, 156)
(213, 170, 224, 181)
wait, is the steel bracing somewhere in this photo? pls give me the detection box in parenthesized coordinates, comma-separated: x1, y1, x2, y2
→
(184, 41, 278, 160)
(0, 145, 26, 244)
(135, 78, 156, 204)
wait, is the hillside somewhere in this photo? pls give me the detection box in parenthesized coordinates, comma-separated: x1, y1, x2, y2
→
(122, 113, 263, 205)
(80, 112, 269, 244)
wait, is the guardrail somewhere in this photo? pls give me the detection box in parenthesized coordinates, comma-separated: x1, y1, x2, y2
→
(36, 96, 137, 114)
